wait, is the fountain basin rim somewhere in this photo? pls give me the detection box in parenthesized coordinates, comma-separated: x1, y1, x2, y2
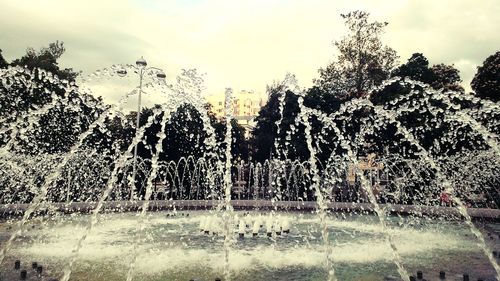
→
(0, 200, 498, 221)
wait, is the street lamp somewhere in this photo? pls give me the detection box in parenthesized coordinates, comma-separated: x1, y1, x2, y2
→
(117, 56, 166, 200)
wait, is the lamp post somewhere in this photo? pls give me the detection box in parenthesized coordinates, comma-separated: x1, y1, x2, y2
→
(117, 56, 166, 200)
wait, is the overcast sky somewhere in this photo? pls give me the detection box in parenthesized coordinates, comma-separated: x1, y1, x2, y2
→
(1, 0, 499, 105)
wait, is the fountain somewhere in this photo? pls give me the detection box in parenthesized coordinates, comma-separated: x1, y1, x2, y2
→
(0, 63, 499, 281)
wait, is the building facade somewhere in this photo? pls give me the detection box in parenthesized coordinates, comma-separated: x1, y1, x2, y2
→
(207, 90, 266, 132)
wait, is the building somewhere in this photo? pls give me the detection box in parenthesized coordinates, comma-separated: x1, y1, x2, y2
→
(206, 90, 267, 133)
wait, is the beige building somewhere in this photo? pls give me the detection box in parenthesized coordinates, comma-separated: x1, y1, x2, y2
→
(207, 90, 267, 132)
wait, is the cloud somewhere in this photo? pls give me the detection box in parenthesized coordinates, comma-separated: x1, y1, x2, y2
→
(1, 0, 498, 105)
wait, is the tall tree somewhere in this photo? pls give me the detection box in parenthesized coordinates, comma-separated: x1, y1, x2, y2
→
(471, 51, 500, 102)
(250, 91, 280, 163)
(315, 11, 398, 100)
(251, 87, 310, 163)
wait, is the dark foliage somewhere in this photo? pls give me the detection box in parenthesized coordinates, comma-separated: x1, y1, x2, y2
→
(471, 51, 500, 102)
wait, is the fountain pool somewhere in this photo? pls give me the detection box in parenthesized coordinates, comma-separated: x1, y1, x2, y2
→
(1, 210, 498, 281)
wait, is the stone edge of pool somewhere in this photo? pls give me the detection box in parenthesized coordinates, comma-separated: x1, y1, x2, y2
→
(0, 200, 499, 221)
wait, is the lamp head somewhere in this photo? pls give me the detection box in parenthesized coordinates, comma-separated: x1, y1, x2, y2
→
(136, 56, 147, 68)
(116, 69, 127, 77)
(156, 70, 166, 80)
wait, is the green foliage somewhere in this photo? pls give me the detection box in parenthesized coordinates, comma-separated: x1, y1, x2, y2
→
(429, 63, 463, 92)
(390, 53, 463, 92)
(127, 103, 248, 163)
(0, 42, 105, 154)
(391, 53, 434, 83)
(10, 41, 78, 81)
(230, 118, 249, 161)
(370, 83, 489, 157)
(84, 115, 135, 154)
(372, 53, 463, 105)
(251, 88, 309, 163)
(315, 10, 398, 100)
(2, 31, 498, 205)
(0, 49, 7, 68)
(251, 85, 343, 164)
(250, 90, 281, 162)
(471, 51, 500, 102)
(304, 86, 342, 114)
(160, 103, 209, 161)
(368, 53, 486, 158)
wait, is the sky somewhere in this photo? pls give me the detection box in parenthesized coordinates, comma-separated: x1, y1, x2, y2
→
(1, 0, 499, 107)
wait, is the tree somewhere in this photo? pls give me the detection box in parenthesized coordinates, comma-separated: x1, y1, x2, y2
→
(1, 41, 86, 119)
(373, 53, 464, 105)
(0, 49, 7, 68)
(304, 86, 342, 114)
(229, 118, 249, 162)
(129, 102, 248, 163)
(250, 91, 280, 163)
(251, 74, 345, 164)
(10, 41, 78, 81)
(391, 53, 463, 92)
(0, 42, 105, 154)
(147, 104, 207, 162)
(315, 11, 398, 100)
(392, 53, 434, 83)
(251, 92, 311, 163)
(471, 51, 500, 102)
(430, 63, 463, 93)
